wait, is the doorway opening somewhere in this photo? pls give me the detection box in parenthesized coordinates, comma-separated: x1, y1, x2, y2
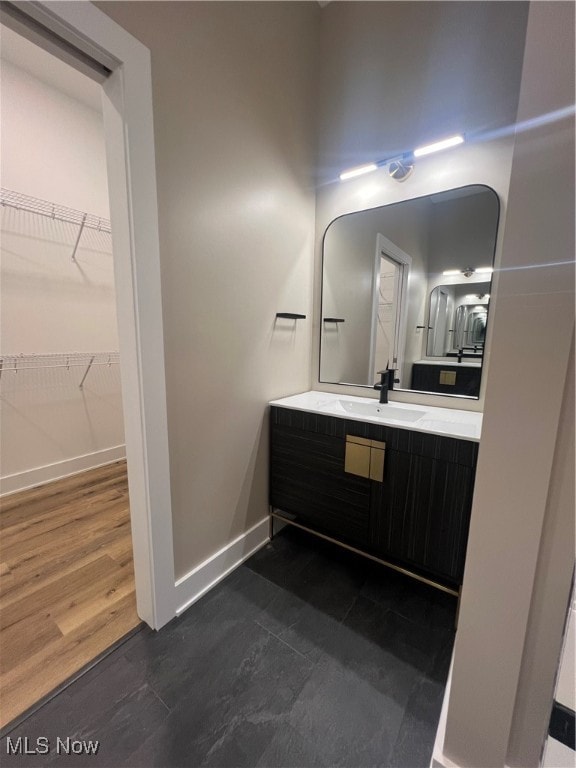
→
(0, 0, 175, 632)
(0, 22, 140, 728)
(0, 0, 175, 728)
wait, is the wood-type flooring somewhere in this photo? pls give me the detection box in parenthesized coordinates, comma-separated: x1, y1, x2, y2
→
(0, 461, 139, 728)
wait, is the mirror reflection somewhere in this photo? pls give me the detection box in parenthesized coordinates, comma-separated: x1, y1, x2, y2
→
(320, 185, 499, 398)
(426, 281, 490, 356)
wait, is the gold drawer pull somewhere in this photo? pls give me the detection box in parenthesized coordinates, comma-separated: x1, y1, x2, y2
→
(345, 435, 386, 482)
(439, 370, 457, 385)
(345, 439, 370, 478)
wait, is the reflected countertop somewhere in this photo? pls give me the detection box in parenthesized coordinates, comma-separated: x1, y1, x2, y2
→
(414, 358, 483, 368)
(269, 390, 482, 442)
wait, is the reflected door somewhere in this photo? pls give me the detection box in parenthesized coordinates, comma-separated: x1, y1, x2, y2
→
(372, 254, 402, 381)
(428, 289, 449, 356)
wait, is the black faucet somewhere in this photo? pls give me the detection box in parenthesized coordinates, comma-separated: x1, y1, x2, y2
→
(374, 368, 395, 404)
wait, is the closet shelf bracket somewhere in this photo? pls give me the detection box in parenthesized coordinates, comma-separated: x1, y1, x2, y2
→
(79, 356, 95, 388)
(71, 214, 87, 262)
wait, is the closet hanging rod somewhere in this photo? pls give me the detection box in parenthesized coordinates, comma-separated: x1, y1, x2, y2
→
(0, 188, 111, 233)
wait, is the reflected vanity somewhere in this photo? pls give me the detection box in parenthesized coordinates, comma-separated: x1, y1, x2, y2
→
(320, 184, 500, 399)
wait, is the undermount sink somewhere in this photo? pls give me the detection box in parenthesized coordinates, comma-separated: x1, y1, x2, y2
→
(335, 400, 427, 422)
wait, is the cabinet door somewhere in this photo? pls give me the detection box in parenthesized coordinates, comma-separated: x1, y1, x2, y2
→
(270, 422, 371, 547)
(370, 449, 475, 584)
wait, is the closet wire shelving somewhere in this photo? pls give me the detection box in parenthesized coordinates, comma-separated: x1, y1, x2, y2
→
(1, 188, 112, 261)
(0, 352, 120, 389)
(1, 191, 118, 389)
(0, 188, 111, 233)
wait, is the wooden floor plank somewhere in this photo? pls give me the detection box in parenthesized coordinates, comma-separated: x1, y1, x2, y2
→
(53, 563, 135, 636)
(0, 488, 126, 547)
(0, 499, 128, 563)
(0, 520, 133, 603)
(0, 611, 63, 675)
(0, 462, 138, 728)
(0, 555, 121, 629)
(0, 462, 127, 520)
(0, 463, 128, 525)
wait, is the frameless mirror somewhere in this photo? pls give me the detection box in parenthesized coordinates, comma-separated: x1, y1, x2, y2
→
(320, 185, 499, 398)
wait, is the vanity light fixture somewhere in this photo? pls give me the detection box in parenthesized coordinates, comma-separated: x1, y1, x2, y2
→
(339, 134, 464, 182)
(413, 134, 465, 158)
(476, 267, 494, 274)
(387, 156, 414, 182)
(339, 163, 378, 181)
(339, 155, 414, 183)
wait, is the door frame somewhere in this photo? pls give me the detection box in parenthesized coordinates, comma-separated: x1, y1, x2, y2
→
(3, 0, 176, 629)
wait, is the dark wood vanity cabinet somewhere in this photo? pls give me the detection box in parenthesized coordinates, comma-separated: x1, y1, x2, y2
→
(269, 406, 478, 587)
(269, 408, 371, 547)
(370, 438, 477, 584)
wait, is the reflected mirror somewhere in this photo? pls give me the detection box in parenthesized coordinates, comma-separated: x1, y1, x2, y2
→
(320, 185, 499, 398)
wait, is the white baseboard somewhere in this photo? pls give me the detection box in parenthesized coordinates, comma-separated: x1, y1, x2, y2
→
(0, 445, 127, 497)
(175, 517, 270, 616)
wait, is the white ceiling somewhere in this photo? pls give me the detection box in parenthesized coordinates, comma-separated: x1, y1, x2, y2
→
(0, 23, 102, 112)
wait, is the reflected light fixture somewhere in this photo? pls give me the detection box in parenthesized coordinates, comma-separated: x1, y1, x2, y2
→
(442, 266, 493, 278)
(339, 133, 464, 183)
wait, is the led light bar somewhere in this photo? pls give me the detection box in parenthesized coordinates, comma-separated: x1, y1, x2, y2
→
(413, 135, 464, 158)
(339, 163, 378, 181)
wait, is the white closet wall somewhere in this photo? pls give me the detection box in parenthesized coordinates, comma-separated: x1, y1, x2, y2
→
(0, 44, 125, 494)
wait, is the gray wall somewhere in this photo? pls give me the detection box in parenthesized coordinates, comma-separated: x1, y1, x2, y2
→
(98, 1, 319, 580)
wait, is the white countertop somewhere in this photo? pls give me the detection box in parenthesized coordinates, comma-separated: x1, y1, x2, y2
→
(269, 390, 482, 442)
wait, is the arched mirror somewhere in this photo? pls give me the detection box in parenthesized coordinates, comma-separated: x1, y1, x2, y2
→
(320, 185, 499, 399)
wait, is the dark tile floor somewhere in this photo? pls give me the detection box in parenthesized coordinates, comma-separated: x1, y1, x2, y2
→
(1, 526, 456, 768)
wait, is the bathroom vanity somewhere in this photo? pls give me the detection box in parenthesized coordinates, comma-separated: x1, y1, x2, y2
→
(269, 391, 481, 593)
